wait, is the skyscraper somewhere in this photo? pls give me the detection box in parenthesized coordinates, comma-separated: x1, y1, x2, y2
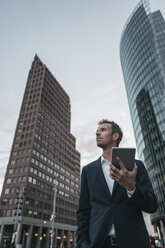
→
(120, 0, 165, 243)
(0, 55, 80, 248)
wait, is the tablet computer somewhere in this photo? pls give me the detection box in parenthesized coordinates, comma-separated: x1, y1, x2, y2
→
(111, 147, 136, 171)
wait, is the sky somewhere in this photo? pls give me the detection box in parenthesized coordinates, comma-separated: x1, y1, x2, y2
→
(0, 0, 165, 194)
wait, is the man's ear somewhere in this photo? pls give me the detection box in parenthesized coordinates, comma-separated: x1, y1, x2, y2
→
(113, 132, 119, 142)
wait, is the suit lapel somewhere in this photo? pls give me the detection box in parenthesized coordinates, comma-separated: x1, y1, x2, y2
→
(95, 157, 112, 200)
(95, 157, 120, 198)
(112, 181, 119, 196)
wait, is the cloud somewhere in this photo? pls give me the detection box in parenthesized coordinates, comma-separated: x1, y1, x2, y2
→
(0, 93, 19, 130)
(119, 110, 127, 120)
(0, 103, 14, 194)
(77, 136, 101, 165)
(0, 158, 8, 195)
(73, 122, 101, 168)
(0, 150, 9, 155)
(71, 82, 119, 114)
(0, 94, 18, 194)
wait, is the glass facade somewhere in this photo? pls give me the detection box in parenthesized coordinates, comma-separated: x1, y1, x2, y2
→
(120, 0, 165, 241)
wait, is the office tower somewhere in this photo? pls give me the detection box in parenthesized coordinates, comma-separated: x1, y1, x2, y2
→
(0, 55, 80, 248)
(120, 0, 165, 243)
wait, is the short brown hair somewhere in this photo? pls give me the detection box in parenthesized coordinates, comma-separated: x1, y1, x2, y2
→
(98, 119, 123, 146)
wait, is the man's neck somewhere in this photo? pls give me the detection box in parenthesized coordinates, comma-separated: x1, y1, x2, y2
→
(102, 146, 117, 163)
(102, 149, 112, 163)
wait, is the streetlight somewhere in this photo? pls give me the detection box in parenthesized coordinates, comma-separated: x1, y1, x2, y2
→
(50, 176, 58, 248)
(11, 183, 24, 247)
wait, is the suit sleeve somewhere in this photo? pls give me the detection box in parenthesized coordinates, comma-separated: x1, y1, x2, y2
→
(130, 160, 158, 213)
(76, 167, 91, 248)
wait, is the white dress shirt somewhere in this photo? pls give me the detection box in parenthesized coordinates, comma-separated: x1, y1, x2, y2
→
(101, 155, 135, 236)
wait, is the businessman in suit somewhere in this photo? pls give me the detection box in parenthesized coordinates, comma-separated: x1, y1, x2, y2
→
(76, 119, 157, 248)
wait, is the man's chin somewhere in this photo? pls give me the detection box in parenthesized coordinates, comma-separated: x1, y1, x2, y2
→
(97, 143, 105, 148)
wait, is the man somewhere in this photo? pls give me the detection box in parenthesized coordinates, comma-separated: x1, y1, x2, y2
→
(76, 119, 157, 248)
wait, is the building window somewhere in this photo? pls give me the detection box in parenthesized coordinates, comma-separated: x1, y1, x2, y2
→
(2, 199, 7, 205)
(11, 160, 16, 165)
(66, 186, 70, 191)
(33, 178, 36, 185)
(4, 188, 10, 194)
(60, 175, 64, 180)
(71, 181, 74, 186)
(28, 177, 32, 183)
(25, 157, 30, 162)
(9, 199, 13, 205)
(28, 210, 33, 217)
(9, 169, 13, 175)
(7, 178, 12, 184)
(11, 188, 15, 194)
(11, 210, 16, 216)
(25, 198, 30, 205)
(18, 177, 22, 183)
(12, 151, 17, 156)
(71, 189, 74, 193)
(22, 176, 26, 182)
(6, 210, 11, 217)
(66, 178, 70, 183)
(13, 178, 17, 183)
(34, 211, 38, 218)
(60, 183, 64, 189)
(31, 158, 35, 163)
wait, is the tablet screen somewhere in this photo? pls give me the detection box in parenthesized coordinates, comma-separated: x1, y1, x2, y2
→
(111, 147, 136, 171)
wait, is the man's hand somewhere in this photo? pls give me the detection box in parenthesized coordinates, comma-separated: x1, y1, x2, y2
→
(110, 156, 138, 191)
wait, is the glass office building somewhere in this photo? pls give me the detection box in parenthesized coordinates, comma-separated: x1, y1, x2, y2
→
(120, 0, 165, 243)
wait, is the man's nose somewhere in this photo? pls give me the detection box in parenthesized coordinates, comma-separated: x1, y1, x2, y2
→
(96, 130, 100, 136)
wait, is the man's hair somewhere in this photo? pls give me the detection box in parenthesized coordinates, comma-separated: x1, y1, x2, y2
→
(98, 119, 123, 146)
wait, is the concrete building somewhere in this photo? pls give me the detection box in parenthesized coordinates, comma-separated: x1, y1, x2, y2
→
(0, 55, 80, 248)
(120, 0, 165, 245)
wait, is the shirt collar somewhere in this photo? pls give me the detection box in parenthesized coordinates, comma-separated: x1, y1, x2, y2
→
(101, 155, 108, 165)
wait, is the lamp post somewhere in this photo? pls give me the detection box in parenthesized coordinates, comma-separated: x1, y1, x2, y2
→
(50, 177, 58, 248)
(11, 183, 24, 247)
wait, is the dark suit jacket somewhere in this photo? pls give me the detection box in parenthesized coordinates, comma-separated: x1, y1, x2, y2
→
(76, 157, 157, 248)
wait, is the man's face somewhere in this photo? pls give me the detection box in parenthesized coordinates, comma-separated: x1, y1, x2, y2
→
(96, 123, 118, 149)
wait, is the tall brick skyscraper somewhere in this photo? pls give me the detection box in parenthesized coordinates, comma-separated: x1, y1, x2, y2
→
(0, 55, 80, 248)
